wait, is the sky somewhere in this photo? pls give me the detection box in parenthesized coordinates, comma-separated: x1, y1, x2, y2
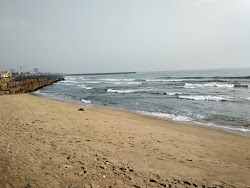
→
(0, 0, 250, 73)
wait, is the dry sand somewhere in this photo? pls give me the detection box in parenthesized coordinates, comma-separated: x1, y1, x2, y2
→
(0, 94, 249, 188)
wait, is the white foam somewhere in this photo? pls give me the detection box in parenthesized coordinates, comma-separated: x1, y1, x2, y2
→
(194, 121, 250, 132)
(112, 82, 123, 85)
(63, 83, 75, 86)
(146, 79, 199, 82)
(81, 86, 93, 90)
(77, 84, 93, 89)
(83, 81, 101, 84)
(100, 78, 135, 82)
(139, 111, 250, 133)
(107, 82, 142, 85)
(81, 99, 91, 104)
(222, 126, 250, 132)
(166, 92, 182, 96)
(179, 95, 230, 101)
(126, 82, 142, 85)
(146, 79, 171, 82)
(137, 111, 192, 122)
(34, 90, 41, 94)
(107, 89, 143, 94)
(184, 83, 234, 89)
(172, 115, 193, 122)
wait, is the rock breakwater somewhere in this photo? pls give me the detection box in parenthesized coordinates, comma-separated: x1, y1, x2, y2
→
(0, 75, 64, 95)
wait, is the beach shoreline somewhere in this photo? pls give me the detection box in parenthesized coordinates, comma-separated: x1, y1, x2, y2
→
(0, 93, 250, 187)
(33, 91, 250, 138)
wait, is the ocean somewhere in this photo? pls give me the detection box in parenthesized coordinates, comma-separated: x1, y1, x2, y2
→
(35, 68, 250, 137)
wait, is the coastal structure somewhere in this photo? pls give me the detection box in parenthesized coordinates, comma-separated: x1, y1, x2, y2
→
(0, 75, 64, 95)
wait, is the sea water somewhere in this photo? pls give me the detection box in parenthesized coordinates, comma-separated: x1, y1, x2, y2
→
(35, 68, 250, 137)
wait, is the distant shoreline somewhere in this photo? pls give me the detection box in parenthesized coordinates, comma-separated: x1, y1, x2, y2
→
(67, 72, 136, 76)
(34, 89, 250, 138)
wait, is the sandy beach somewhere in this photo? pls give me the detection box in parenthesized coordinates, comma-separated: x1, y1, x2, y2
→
(0, 94, 249, 187)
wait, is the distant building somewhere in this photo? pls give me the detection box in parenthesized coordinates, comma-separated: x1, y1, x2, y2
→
(34, 68, 38, 74)
(0, 71, 12, 78)
(10, 69, 19, 76)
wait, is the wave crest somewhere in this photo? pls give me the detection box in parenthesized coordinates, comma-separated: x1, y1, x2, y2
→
(137, 111, 193, 122)
(179, 95, 230, 101)
(81, 99, 91, 104)
(184, 83, 234, 88)
(107, 89, 143, 94)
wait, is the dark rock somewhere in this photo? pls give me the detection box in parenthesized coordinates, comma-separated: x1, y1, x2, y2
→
(193, 183, 198, 187)
(78, 108, 84, 111)
(119, 167, 126, 172)
(183, 181, 191, 185)
(149, 179, 157, 183)
(133, 185, 141, 188)
(160, 183, 167, 187)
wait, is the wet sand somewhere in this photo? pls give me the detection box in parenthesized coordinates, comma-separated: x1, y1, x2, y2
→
(0, 94, 249, 187)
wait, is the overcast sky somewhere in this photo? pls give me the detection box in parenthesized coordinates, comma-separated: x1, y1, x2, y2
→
(0, 0, 250, 73)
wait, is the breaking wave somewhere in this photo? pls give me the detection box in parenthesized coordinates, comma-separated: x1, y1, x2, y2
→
(184, 83, 234, 88)
(83, 81, 101, 84)
(61, 83, 75, 86)
(179, 95, 231, 101)
(105, 82, 142, 85)
(99, 78, 135, 82)
(107, 89, 143, 94)
(77, 84, 93, 89)
(168, 76, 250, 80)
(81, 99, 91, 104)
(194, 121, 250, 132)
(126, 82, 143, 85)
(139, 111, 250, 133)
(166, 92, 182, 96)
(146, 79, 195, 82)
(137, 111, 193, 122)
(150, 91, 182, 96)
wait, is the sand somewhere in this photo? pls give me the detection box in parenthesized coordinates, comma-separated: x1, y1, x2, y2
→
(0, 94, 249, 188)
